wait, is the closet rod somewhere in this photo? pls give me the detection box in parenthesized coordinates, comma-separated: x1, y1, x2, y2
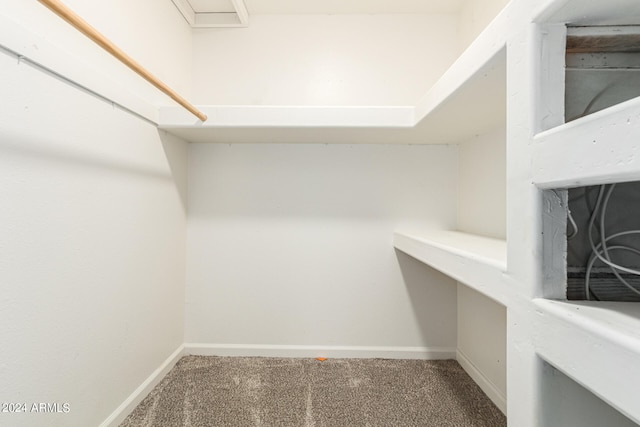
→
(38, 0, 207, 122)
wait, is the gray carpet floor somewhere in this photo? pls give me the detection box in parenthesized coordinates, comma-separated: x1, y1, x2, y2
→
(121, 356, 506, 427)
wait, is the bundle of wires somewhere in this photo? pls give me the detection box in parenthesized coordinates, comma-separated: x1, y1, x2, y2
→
(568, 184, 640, 300)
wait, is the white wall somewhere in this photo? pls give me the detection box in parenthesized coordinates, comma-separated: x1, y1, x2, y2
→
(186, 143, 458, 352)
(457, 127, 506, 240)
(456, 127, 507, 411)
(0, 2, 189, 426)
(192, 14, 460, 106)
(458, 0, 510, 51)
(540, 363, 639, 427)
(457, 284, 507, 410)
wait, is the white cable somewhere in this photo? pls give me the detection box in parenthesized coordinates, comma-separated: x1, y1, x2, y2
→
(586, 185, 605, 262)
(585, 185, 605, 300)
(585, 245, 640, 300)
(584, 184, 640, 299)
(600, 184, 615, 263)
(588, 185, 640, 276)
(581, 81, 618, 117)
(567, 209, 578, 240)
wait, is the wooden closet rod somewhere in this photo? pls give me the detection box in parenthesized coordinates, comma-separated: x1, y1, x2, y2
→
(38, 0, 207, 122)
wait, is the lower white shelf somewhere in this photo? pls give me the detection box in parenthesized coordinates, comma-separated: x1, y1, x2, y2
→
(393, 230, 508, 305)
(533, 298, 640, 425)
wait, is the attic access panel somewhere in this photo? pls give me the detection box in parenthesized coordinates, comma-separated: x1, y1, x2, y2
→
(171, 0, 248, 27)
(565, 26, 640, 122)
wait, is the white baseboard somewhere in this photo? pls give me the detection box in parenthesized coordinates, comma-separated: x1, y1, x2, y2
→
(456, 349, 507, 415)
(184, 343, 456, 360)
(100, 345, 185, 427)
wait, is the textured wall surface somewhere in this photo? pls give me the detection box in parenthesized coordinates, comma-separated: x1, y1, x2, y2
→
(0, 6, 189, 425)
(186, 143, 458, 351)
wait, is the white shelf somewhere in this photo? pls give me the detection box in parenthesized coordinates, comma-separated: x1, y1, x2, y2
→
(411, 6, 507, 144)
(158, 106, 419, 144)
(532, 96, 640, 189)
(535, 0, 640, 26)
(393, 230, 508, 305)
(533, 299, 640, 424)
(158, 7, 508, 145)
(159, 105, 416, 128)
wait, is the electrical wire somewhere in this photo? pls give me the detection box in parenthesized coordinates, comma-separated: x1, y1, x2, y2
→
(590, 185, 640, 275)
(566, 186, 600, 241)
(583, 184, 640, 299)
(567, 209, 578, 240)
(581, 80, 618, 117)
(585, 246, 640, 300)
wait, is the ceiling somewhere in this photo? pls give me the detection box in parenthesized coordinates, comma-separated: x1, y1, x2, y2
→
(173, 0, 466, 28)
(243, 0, 466, 15)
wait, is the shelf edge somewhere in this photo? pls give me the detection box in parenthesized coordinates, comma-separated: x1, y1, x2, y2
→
(533, 298, 640, 425)
(159, 105, 416, 128)
(534, 0, 640, 26)
(532, 96, 640, 189)
(393, 231, 508, 305)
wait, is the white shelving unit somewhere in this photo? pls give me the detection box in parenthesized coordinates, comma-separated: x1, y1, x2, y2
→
(160, 7, 508, 303)
(159, 7, 510, 305)
(531, 0, 640, 425)
(160, 18, 508, 303)
(390, 8, 508, 306)
(160, 3, 511, 306)
(158, 8, 508, 146)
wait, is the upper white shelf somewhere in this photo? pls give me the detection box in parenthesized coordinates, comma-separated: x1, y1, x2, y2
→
(393, 230, 508, 305)
(159, 6, 508, 145)
(535, 0, 640, 26)
(533, 298, 640, 425)
(532, 96, 640, 189)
